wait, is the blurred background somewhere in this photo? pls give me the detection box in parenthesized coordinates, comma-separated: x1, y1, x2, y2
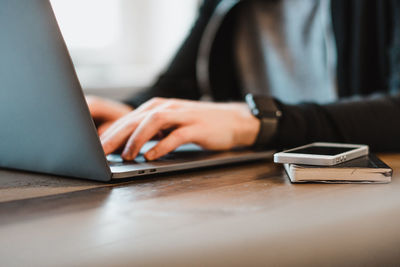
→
(50, 0, 200, 98)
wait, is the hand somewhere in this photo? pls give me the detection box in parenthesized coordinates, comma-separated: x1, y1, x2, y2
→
(100, 97, 260, 161)
(85, 95, 133, 135)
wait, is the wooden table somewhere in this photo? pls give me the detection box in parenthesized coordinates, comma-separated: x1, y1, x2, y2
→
(1, 155, 400, 266)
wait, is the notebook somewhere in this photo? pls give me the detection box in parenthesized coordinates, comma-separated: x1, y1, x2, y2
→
(284, 154, 392, 183)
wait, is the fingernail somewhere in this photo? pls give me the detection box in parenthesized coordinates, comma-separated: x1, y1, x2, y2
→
(121, 149, 131, 160)
(145, 150, 156, 161)
(101, 143, 110, 155)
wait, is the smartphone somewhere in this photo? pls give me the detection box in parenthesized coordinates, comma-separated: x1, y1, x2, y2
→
(273, 142, 369, 166)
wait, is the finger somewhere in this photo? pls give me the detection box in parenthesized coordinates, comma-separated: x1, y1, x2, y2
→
(86, 96, 132, 121)
(144, 127, 194, 161)
(101, 100, 132, 121)
(101, 98, 184, 156)
(99, 99, 169, 142)
(97, 121, 115, 136)
(100, 118, 139, 155)
(100, 112, 136, 141)
(135, 97, 187, 114)
(121, 110, 188, 160)
(99, 102, 169, 155)
(134, 97, 167, 113)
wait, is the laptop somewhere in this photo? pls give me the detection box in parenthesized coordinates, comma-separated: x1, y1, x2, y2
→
(0, 0, 273, 181)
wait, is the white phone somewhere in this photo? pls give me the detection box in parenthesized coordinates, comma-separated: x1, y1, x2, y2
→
(273, 142, 369, 166)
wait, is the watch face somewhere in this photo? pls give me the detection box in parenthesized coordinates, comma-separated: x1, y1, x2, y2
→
(253, 96, 281, 119)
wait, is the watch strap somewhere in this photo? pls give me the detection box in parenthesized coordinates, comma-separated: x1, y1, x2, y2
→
(245, 94, 282, 148)
(253, 117, 278, 148)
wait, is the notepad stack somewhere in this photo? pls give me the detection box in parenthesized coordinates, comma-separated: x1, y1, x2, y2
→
(284, 154, 392, 183)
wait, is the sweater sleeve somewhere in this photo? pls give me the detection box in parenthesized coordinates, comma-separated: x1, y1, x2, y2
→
(274, 93, 400, 152)
(125, 0, 222, 107)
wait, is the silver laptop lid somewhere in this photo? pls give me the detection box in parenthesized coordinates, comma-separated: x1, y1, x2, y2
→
(0, 0, 111, 181)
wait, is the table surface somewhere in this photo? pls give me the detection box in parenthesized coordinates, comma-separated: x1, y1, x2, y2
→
(1, 154, 400, 267)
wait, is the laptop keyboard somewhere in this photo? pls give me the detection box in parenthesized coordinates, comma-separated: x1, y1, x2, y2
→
(106, 141, 209, 165)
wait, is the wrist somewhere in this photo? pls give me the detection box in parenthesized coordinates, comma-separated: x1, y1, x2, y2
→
(231, 103, 261, 147)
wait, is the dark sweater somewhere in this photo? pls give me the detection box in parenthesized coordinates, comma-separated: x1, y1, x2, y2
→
(126, 0, 400, 152)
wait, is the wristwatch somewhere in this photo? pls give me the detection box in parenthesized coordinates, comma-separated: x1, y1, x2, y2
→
(245, 94, 282, 148)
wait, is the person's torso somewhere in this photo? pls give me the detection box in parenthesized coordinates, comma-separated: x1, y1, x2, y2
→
(234, 0, 338, 104)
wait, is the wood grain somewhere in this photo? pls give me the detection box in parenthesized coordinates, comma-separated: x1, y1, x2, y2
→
(0, 168, 107, 202)
(0, 155, 399, 266)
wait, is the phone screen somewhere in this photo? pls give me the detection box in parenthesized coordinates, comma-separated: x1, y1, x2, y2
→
(286, 146, 357, 156)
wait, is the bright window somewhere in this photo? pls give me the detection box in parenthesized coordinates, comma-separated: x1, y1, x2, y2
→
(50, 0, 199, 90)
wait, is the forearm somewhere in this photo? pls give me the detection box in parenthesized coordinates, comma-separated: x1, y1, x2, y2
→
(274, 94, 400, 152)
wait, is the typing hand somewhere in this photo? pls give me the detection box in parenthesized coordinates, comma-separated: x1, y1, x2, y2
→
(85, 95, 133, 135)
(100, 97, 260, 161)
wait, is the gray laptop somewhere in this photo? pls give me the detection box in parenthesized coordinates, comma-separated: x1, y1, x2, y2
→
(0, 0, 273, 181)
